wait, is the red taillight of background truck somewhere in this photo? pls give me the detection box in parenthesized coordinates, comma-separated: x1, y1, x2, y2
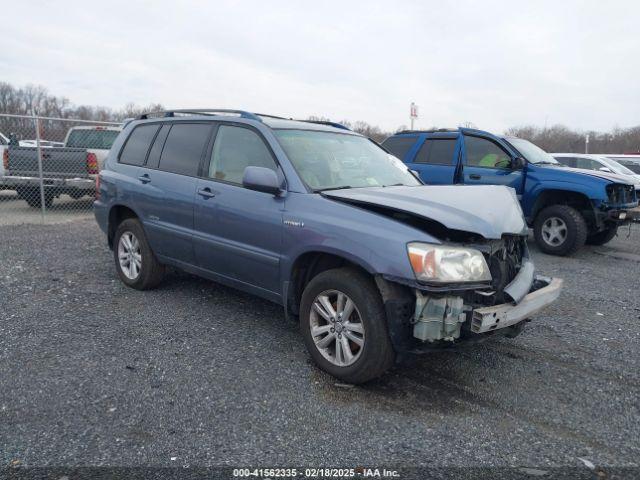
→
(2, 149, 8, 170)
(86, 152, 99, 174)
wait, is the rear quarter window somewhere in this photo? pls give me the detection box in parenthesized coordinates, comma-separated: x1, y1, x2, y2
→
(381, 136, 417, 161)
(414, 138, 457, 165)
(119, 124, 160, 166)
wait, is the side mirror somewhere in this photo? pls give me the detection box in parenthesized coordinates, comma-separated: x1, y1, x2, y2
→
(511, 157, 526, 169)
(242, 166, 282, 195)
(599, 167, 612, 173)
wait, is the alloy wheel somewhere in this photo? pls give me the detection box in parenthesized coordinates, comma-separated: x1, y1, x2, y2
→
(541, 216, 568, 246)
(117, 231, 142, 280)
(309, 289, 365, 367)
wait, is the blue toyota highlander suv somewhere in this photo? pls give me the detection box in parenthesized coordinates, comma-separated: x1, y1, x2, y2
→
(382, 128, 638, 256)
(94, 110, 561, 383)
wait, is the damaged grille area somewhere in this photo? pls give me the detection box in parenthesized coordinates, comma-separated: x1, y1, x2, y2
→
(478, 235, 525, 304)
(606, 183, 636, 205)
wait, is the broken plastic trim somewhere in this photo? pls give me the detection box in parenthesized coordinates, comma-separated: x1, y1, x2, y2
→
(471, 277, 563, 333)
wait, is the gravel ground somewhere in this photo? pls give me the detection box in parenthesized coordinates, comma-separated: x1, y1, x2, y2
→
(0, 190, 93, 226)
(1, 220, 639, 474)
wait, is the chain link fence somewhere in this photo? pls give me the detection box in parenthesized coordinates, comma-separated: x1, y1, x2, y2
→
(0, 113, 121, 225)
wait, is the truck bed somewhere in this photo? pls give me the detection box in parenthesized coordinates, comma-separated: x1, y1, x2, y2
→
(6, 146, 89, 178)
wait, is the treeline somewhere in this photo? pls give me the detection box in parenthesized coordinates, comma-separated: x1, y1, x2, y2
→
(307, 116, 395, 143)
(1, 82, 639, 152)
(506, 125, 640, 154)
(0, 82, 163, 121)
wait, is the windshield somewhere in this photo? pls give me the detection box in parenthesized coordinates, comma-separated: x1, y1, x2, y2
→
(507, 138, 560, 165)
(598, 157, 636, 175)
(274, 130, 421, 191)
(609, 158, 640, 174)
(66, 129, 119, 149)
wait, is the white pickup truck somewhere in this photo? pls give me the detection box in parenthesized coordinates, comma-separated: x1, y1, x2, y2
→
(2, 125, 121, 207)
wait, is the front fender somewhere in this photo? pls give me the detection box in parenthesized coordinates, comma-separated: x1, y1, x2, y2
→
(279, 193, 440, 299)
(523, 181, 597, 218)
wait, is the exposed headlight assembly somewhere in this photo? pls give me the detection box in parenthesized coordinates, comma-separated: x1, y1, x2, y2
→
(407, 243, 492, 284)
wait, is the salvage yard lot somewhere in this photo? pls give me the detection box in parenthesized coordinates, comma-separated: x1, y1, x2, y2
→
(1, 219, 639, 469)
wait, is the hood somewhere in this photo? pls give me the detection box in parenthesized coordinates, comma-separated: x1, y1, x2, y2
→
(322, 185, 528, 240)
(545, 165, 636, 185)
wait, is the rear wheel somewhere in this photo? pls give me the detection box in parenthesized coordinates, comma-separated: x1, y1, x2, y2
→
(69, 190, 85, 199)
(17, 187, 54, 208)
(113, 218, 165, 290)
(586, 226, 618, 246)
(300, 267, 395, 384)
(533, 205, 587, 256)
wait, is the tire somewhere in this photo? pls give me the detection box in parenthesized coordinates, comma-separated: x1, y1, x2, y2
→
(533, 205, 588, 256)
(300, 267, 395, 384)
(18, 187, 54, 208)
(69, 191, 85, 200)
(586, 226, 618, 246)
(113, 218, 165, 290)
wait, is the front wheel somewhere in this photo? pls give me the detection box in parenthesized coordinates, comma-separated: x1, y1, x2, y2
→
(300, 267, 395, 384)
(533, 205, 587, 256)
(586, 226, 618, 246)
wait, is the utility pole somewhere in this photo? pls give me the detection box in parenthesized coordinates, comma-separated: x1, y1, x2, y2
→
(410, 102, 418, 130)
(585, 134, 589, 154)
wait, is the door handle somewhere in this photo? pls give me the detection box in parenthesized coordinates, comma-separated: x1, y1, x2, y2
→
(138, 174, 151, 184)
(197, 187, 217, 198)
(469, 174, 481, 180)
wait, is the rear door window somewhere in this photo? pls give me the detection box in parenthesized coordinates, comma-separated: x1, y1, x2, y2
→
(207, 125, 277, 184)
(158, 123, 212, 176)
(414, 138, 457, 165)
(145, 125, 171, 169)
(555, 157, 577, 167)
(381, 136, 417, 161)
(119, 124, 160, 166)
(464, 136, 512, 169)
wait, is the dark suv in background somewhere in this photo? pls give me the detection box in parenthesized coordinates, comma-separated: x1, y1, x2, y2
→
(94, 110, 561, 383)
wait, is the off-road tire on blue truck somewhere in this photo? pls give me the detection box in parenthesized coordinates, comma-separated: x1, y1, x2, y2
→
(533, 204, 588, 256)
(586, 226, 618, 246)
(113, 218, 165, 290)
(300, 267, 395, 384)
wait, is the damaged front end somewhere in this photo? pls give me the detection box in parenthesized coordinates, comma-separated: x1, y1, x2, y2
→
(322, 184, 562, 352)
(377, 235, 562, 353)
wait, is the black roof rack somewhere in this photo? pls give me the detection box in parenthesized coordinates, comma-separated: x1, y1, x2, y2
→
(297, 120, 351, 131)
(254, 113, 288, 120)
(395, 128, 459, 134)
(138, 109, 262, 121)
(136, 110, 352, 132)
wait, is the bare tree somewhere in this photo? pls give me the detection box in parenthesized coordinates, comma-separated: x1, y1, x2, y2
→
(506, 124, 640, 154)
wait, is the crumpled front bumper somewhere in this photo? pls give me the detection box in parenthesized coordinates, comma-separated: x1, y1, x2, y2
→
(471, 276, 563, 334)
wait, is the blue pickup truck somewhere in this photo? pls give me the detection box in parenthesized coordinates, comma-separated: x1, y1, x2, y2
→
(382, 128, 638, 255)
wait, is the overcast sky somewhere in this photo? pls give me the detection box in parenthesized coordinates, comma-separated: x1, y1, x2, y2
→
(1, 0, 638, 132)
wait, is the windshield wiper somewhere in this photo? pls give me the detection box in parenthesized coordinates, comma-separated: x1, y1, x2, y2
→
(535, 161, 560, 166)
(315, 185, 353, 192)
